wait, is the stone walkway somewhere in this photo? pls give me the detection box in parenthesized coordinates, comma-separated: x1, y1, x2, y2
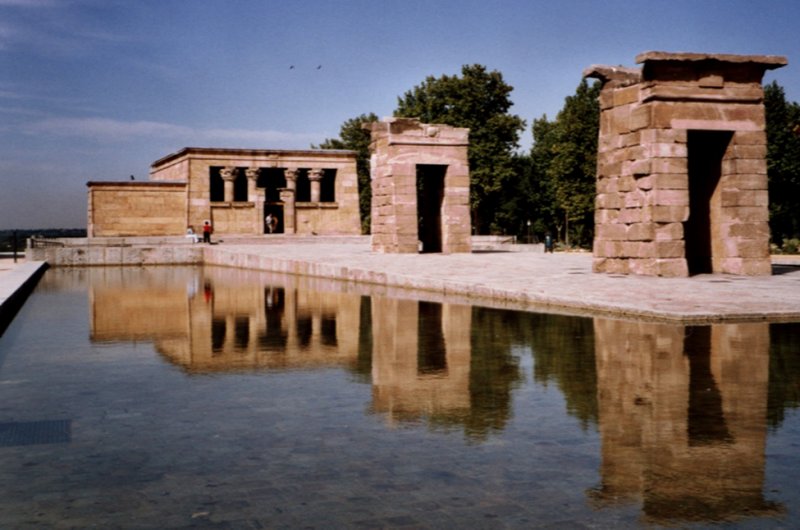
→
(205, 240, 800, 323)
(3, 243, 800, 324)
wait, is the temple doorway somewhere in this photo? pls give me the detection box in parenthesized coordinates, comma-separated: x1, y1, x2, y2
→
(417, 164, 446, 253)
(264, 204, 284, 234)
(685, 130, 733, 275)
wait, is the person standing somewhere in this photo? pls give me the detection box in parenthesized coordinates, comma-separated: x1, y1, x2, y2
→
(544, 232, 554, 253)
(265, 213, 275, 233)
(202, 220, 212, 244)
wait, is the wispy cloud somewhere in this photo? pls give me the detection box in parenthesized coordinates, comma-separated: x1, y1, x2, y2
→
(0, 0, 60, 6)
(22, 116, 324, 147)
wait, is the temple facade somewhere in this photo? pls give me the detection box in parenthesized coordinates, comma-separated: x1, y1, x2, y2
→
(87, 147, 361, 237)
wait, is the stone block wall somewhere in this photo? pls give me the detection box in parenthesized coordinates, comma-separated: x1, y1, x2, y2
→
(586, 52, 787, 276)
(367, 118, 472, 253)
(87, 182, 187, 237)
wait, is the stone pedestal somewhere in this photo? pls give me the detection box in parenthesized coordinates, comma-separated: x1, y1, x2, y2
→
(585, 52, 787, 276)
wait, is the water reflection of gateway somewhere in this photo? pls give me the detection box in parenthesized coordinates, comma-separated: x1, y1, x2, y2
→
(369, 298, 472, 424)
(591, 318, 782, 524)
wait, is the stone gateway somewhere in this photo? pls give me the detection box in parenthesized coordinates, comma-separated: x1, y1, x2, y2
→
(585, 52, 787, 276)
(366, 118, 472, 254)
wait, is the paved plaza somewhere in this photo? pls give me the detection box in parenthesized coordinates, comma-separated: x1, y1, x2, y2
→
(5, 240, 800, 325)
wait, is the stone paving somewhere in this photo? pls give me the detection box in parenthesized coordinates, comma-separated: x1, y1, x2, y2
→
(4, 242, 800, 326)
(205, 239, 800, 322)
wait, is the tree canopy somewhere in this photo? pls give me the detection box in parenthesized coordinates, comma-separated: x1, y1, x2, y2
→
(527, 79, 601, 247)
(317, 71, 800, 253)
(764, 81, 800, 247)
(315, 113, 378, 233)
(394, 64, 526, 234)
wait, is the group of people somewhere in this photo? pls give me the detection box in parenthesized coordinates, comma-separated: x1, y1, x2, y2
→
(186, 221, 213, 244)
(186, 215, 278, 244)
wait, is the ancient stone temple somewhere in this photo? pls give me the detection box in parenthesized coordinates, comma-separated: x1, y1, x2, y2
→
(87, 148, 361, 237)
(366, 118, 472, 254)
(585, 52, 787, 276)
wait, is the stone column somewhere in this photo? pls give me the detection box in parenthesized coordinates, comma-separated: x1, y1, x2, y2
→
(284, 168, 298, 192)
(220, 166, 238, 203)
(280, 188, 295, 234)
(245, 167, 260, 202)
(245, 167, 262, 234)
(309, 168, 324, 202)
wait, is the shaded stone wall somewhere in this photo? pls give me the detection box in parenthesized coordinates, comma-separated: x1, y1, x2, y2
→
(586, 52, 787, 276)
(367, 118, 471, 253)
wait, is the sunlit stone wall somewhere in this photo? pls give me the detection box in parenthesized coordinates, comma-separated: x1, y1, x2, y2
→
(87, 182, 187, 237)
(367, 118, 471, 253)
(585, 52, 787, 276)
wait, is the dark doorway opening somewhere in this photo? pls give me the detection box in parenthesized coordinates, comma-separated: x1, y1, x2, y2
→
(417, 301, 447, 375)
(263, 204, 284, 234)
(685, 131, 732, 275)
(233, 170, 248, 202)
(417, 165, 446, 253)
(257, 168, 286, 203)
(684, 325, 733, 446)
(320, 169, 336, 202)
(209, 167, 225, 202)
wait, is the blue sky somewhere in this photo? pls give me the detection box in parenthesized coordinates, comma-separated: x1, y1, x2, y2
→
(1, 0, 798, 229)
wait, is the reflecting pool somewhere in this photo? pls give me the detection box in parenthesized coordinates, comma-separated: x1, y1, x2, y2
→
(0, 266, 799, 528)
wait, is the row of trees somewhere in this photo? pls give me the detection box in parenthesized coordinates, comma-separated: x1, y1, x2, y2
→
(319, 65, 800, 249)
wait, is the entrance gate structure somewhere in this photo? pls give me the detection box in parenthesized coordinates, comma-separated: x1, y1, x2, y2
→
(367, 118, 472, 254)
(585, 52, 787, 276)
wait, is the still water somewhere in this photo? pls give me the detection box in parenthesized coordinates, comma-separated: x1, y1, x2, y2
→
(0, 266, 799, 528)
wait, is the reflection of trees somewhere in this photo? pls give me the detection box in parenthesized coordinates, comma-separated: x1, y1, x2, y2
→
(457, 307, 524, 440)
(529, 314, 597, 428)
(465, 308, 598, 434)
(768, 322, 800, 428)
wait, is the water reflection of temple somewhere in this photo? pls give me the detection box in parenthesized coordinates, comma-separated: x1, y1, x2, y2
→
(591, 318, 782, 524)
(88, 267, 519, 439)
(89, 267, 361, 372)
(87, 266, 792, 523)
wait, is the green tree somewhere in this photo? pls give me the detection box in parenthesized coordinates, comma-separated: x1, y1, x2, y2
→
(764, 81, 800, 247)
(394, 64, 526, 234)
(531, 79, 600, 248)
(315, 113, 379, 233)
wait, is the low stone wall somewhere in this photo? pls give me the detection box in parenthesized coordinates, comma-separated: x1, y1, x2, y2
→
(28, 241, 203, 267)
